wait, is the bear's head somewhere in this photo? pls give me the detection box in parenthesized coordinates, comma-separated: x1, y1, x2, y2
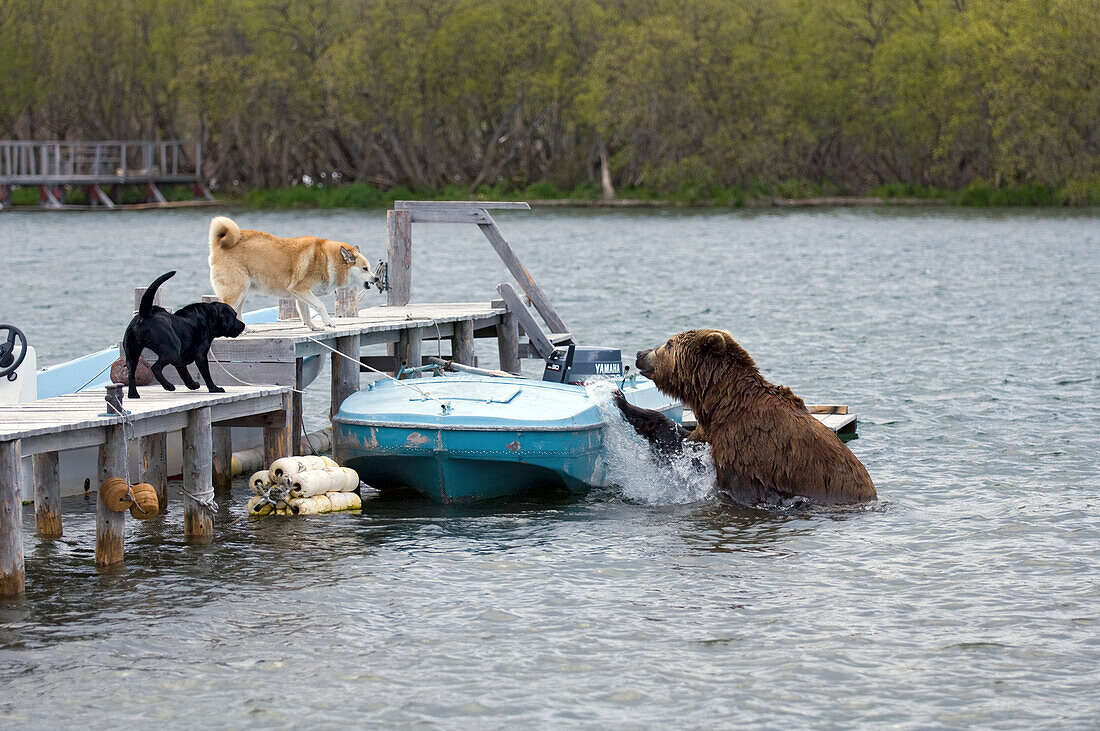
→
(635, 329, 757, 404)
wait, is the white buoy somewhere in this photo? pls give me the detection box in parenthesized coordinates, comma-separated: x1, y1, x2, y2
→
(287, 467, 360, 498)
(269, 455, 339, 480)
(249, 469, 274, 496)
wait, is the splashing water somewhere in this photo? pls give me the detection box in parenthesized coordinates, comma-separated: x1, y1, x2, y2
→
(585, 380, 716, 505)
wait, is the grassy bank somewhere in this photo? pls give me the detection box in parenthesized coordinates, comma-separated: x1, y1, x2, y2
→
(7, 184, 201, 206)
(6, 179, 1098, 210)
(231, 178, 1100, 209)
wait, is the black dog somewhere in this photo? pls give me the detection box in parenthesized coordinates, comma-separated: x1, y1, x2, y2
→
(122, 271, 246, 398)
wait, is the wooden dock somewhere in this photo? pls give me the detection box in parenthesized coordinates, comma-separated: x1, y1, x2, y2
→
(0, 385, 290, 597)
(0, 139, 215, 210)
(189, 201, 571, 478)
(195, 301, 519, 471)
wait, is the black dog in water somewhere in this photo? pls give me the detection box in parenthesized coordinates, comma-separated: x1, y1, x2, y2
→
(122, 271, 246, 398)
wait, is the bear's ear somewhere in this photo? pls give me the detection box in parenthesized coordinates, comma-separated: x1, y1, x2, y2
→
(701, 331, 727, 352)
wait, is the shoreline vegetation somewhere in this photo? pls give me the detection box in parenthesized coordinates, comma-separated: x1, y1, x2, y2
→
(4, 1, 1098, 210)
(6, 179, 1099, 210)
(232, 180, 1100, 210)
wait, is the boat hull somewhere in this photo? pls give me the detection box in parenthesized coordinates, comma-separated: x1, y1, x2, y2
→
(333, 374, 679, 503)
(340, 424, 603, 503)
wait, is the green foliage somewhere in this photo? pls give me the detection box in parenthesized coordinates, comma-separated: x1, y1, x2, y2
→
(2, 0, 1097, 205)
(956, 182, 1059, 207)
(871, 183, 952, 200)
(1057, 178, 1100, 206)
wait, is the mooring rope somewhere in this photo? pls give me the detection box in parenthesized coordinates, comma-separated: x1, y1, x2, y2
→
(208, 351, 307, 394)
(301, 334, 448, 407)
(75, 359, 113, 392)
(180, 485, 218, 515)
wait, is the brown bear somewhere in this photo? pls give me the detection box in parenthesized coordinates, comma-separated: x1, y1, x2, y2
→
(614, 329, 876, 506)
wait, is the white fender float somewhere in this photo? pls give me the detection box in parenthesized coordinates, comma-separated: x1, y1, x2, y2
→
(269, 455, 338, 480)
(287, 467, 360, 498)
(249, 469, 274, 495)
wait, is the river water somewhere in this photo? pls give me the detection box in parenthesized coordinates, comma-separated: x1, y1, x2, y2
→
(1, 206, 1098, 726)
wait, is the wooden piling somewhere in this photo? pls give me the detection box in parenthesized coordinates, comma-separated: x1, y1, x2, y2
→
(396, 329, 423, 379)
(335, 287, 358, 318)
(387, 209, 412, 306)
(182, 407, 214, 542)
(263, 391, 293, 467)
(291, 358, 304, 457)
(140, 434, 168, 513)
(204, 292, 234, 496)
(278, 299, 298, 320)
(452, 320, 475, 366)
(134, 284, 161, 312)
(33, 451, 62, 538)
(212, 425, 233, 495)
(330, 335, 360, 421)
(0, 439, 24, 596)
(96, 424, 127, 567)
(496, 310, 521, 375)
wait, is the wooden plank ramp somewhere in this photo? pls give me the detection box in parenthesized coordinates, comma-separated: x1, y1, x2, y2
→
(681, 408, 857, 436)
(0, 384, 291, 597)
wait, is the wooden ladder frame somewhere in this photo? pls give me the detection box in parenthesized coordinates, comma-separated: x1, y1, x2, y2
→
(386, 201, 573, 359)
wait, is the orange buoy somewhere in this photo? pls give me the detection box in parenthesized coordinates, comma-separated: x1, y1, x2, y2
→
(99, 477, 132, 512)
(129, 482, 159, 519)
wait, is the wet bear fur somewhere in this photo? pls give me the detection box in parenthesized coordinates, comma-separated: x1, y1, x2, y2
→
(616, 329, 876, 507)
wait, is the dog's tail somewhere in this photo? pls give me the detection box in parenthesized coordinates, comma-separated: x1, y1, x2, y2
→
(140, 271, 176, 317)
(209, 216, 240, 250)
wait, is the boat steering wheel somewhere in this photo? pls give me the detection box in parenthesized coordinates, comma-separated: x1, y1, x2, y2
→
(0, 324, 28, 379)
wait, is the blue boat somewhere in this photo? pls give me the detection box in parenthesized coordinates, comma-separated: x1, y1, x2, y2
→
(332, 373, 681, 503)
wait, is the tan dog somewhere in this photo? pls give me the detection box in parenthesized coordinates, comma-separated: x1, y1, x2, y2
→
(208, 216, 377, 330)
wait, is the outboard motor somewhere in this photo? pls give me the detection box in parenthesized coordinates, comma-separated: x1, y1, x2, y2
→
(542, 344, 623, 385)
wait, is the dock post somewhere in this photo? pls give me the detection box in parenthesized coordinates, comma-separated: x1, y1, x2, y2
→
(0, 439, 24, 596)
(182, 407, 214, 542)
(96, 424, 127, 567)
(496, 311, 521, 375)
(202, 293, 233, 495)
(140, 434, 168, 513)
(396, 329, 423, 379)
(212, 426, 232, 496)
(135, 285, 161, 312)
(291, 359, 304, 456)
(278, 299, 297, 320)
(452, 320, 475, 366)
(386, 209, 412, 306)
(264, 392, 293, 467)
(33, 451, 62, 538)
(335, 288, 358, 318)
(330, 334, 360, 423)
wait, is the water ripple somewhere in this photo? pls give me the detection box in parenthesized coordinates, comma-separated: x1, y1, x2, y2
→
(2, 207, 1098, 726)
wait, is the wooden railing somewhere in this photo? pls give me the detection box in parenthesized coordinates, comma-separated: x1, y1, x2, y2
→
(0, 140, 201, 184)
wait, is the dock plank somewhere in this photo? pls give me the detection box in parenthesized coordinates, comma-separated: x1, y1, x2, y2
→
(0, 385, 288, 444)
